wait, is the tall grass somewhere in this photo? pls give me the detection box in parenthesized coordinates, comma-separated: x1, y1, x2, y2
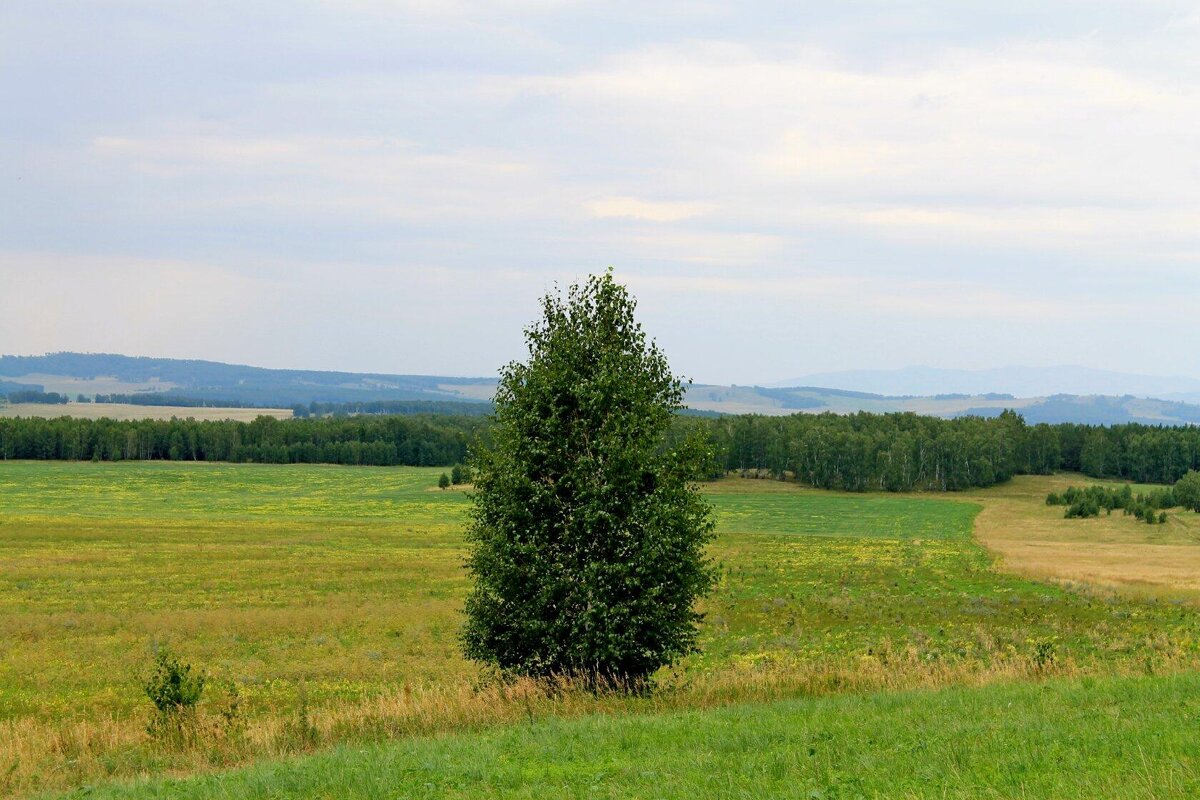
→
(45, 671, 1200, 799)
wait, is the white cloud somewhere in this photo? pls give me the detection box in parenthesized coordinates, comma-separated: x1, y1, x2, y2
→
(90, 134, 547, 222)
(587, 196, 714, 222)
(616, 230, 783, 264)
(528, 40, 1200, 253)
(621, 270, 1117, 322)
(8, 2, 1200, 381)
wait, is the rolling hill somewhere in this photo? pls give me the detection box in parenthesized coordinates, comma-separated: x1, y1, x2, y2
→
(775, 365, 1200, 400)
(4, 353, 1200, 425)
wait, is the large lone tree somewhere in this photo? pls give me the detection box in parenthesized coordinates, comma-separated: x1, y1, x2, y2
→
(462, 271, 715, 686)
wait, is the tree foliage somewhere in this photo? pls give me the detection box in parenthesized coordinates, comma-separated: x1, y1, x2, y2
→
(462, 272, 715, 686)
(144, 648, 206, 714)
(0, 414, 483, 466)
(1176, 470, 1200, 512)
(697, 414, 1200, 491)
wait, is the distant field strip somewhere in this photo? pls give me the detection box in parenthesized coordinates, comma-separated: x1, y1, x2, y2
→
(3, 464, 1200, 796)
(0, 402, 292, 421)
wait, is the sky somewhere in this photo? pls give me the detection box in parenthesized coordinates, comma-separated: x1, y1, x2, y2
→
(3, 1, 1199, 385)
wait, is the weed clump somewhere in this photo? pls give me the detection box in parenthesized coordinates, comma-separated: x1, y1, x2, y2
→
(144, 648, 206, 742)
(1031, 638, 1056, 672)
(279, 683, 321, 752)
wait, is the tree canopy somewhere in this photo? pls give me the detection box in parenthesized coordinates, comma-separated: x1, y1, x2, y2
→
(461, 272, 715, 686)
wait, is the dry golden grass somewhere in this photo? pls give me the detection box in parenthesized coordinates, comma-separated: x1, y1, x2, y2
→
(0, 402, 292, 421)
(966, 474, 1200, 602)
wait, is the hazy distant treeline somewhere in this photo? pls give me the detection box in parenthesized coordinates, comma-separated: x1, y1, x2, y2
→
(88, 395, 494, 415)
(3, 390, 69, 404)
(90, 394, 268, 409)
(292, 399, 494, 417)
(1, 409, 1197, 489)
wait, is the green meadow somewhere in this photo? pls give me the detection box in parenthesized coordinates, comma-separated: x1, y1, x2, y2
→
(63, 673, 1200, 799)
(1, 462, 1198, 797)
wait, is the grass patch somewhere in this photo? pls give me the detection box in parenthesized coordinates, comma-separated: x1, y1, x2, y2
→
(57, 672, 1200, 799)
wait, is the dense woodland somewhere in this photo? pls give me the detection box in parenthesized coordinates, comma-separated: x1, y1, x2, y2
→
(1, 409, 1198, 490)
(696, 411, 1200, 490)
(0, 415, 484, 466)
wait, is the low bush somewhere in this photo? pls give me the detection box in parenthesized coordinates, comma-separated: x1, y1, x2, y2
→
(1053, 483, 1176, 523)
(144, 648, 206, 742)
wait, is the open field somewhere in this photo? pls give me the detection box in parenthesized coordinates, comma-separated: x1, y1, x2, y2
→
(968, 474, 1200, 601)
(2, 463, 1199, 796)
(65, 672, 1200, 799)
(0, 403, 293, 422)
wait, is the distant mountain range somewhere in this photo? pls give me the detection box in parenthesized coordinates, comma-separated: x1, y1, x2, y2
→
(0, 352, 496, 408)
(773, 365, 1200, 403)
(3, 353, 1200, 426)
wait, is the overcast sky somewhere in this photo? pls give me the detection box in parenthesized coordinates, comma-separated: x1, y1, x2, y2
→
(3, 1, 1199, 384)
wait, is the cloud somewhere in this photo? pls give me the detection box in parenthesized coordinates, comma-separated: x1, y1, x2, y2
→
(6, 2, 1200, 381)
(618, 230, 783, 264)
(529, 39, 1200, 253)
(90, 134, 545, 222)
(0, 251, 542, 374)
(621, 269, 1116, 322)
(0, 253, 268, 360)
(587, 196, 715, 222)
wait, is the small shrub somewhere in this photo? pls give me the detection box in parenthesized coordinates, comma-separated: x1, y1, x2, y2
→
(144, 648, 206, 740)
(1175, 470, 1200, 512)
(1064, 498, 1100, 519)
(437, 472, 450, 490)
(145, 648, 206, 713)
(1058, 484, 1177, 523)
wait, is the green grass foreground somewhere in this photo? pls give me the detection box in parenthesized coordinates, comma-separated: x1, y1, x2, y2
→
(61, 672, 1200, 799)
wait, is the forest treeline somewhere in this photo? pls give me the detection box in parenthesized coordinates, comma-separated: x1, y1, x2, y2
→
(692, 410, 1200, 490)
(1, 409, 1198, 489)
(0, 414, 485, 466)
